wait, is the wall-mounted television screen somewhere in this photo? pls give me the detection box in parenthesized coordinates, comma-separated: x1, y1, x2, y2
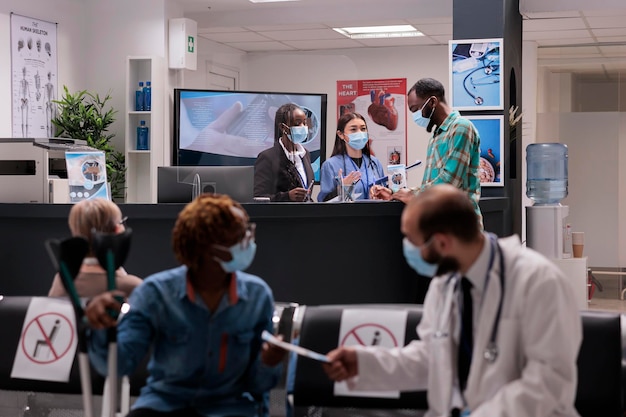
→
(174, 89, 327, 182)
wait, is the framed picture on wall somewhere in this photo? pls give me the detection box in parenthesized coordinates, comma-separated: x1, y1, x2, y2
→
(449, 38, 503, 110)
(467, 115, 504, 187)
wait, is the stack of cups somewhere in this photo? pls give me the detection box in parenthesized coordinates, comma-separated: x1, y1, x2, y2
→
(572, 232, 585, 258)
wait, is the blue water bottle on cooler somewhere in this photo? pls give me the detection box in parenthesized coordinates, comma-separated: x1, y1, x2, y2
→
(136, 120, 149, 150)
(143, 81, 151, 111)
(526, 143, 568, 205)
(135, 82, 144, 111)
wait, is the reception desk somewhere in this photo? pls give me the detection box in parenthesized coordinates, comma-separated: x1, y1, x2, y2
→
(0, 197, 507, 304)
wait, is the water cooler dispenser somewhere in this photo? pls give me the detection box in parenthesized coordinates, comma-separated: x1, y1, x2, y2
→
(525, 143, 569, 259)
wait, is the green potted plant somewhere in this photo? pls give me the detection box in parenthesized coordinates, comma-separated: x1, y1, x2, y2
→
(52, 86, 126, 201)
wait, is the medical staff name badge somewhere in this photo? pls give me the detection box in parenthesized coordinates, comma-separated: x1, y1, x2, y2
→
(334, 308, 408, 398)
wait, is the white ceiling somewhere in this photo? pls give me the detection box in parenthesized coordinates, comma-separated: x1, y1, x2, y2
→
(173, 0, 626, 71)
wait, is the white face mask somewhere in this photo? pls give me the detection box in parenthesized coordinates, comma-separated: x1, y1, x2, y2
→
(412, 97, 434, 128)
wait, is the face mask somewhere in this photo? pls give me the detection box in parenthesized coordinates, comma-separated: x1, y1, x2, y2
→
(412, 97, 434, 128)
(346, 132, 369, 150)
(287, 126, 309, 144)
(214, 240, 257, 273)
(402, 237, 438, 277)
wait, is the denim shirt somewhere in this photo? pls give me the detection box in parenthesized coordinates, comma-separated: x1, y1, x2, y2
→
(88, 266, 281, 416)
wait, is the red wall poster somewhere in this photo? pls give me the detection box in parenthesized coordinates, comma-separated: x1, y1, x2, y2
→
(336, 78, 407, 167)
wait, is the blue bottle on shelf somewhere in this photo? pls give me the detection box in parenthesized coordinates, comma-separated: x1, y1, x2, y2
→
(136, 120, 149, 150)
(143, 81, 151, 111)
(526, 143, 568, 205)
(135, 82, 144, 111)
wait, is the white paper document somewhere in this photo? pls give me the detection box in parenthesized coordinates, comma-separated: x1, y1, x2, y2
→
(261, 330, 330, 363)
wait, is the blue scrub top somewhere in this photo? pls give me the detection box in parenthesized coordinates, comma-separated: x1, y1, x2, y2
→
(317, 153, 385, 202)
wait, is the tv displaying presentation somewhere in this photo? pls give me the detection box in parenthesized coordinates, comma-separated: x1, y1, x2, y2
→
(174, 89, 328, 181)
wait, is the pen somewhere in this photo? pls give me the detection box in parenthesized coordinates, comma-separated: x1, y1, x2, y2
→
(305, 179, 314, 201)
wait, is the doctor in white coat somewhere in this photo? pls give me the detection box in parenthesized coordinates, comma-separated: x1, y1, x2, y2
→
(324, 184, 582, 417)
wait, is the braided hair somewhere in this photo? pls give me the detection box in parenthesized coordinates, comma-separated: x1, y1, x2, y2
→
(274, 103, 303, 142)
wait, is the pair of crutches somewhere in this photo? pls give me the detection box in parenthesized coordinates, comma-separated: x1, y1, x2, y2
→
(45, 227, 132, 417)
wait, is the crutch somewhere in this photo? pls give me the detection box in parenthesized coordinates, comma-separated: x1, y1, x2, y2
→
(92, 228, 132, 417)
(45, 237, 93, 417)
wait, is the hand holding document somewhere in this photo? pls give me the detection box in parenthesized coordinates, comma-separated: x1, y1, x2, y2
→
(261, 330, 330, 363)
(372, 159, 422, 186)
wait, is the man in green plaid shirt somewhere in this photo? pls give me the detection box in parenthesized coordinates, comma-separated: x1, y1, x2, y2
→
(371, 78, 482, 227)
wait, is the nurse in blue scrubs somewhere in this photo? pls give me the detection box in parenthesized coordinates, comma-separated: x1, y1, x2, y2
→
(317, 112, 385, 202)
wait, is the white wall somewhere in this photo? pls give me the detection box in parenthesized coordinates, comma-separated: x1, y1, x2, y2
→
(572, 76, 625, 112)
(82, 0, 168, 150)
(0, 0, 87, 137)
(536, 69, 626, 269)
(164, 0, 185, 167)
(0, 0, 171, 150)
(238, 45, 449, 188)
(560, 112, 621, 268)
(521, 41, 538, 241)
(182, 37, 246, 90)
(619, 114, 626, 267)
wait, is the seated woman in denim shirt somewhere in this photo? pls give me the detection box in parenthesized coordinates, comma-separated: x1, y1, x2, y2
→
(85, 193, 286, 417)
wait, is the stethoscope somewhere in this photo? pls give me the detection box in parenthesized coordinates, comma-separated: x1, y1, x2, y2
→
(433, 234, 505, 364)
(462, 49, 500, 106)
(341, 154, 373, 198)
(482, 235, 505, 363)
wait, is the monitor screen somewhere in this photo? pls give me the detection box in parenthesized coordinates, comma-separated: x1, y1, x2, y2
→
(173, 89, 327, 182)
(157, 165, 255, 204)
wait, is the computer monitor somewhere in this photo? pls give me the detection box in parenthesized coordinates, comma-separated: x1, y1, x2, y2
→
(157, 166, 255, 204)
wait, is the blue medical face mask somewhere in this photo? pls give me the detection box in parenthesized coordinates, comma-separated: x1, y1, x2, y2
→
(214, 240, 257, 273)
(346, 132, 369, 150)
(412, 97, 434, 128)
(287, 126, 309, 144)
(402, 237, 438, 277)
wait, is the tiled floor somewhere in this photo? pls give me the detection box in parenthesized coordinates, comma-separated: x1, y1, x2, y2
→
(586, 276, 626, 313)
(588, 297, 626, 313)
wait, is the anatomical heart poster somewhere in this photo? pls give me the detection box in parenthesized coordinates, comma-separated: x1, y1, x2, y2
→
(337, 78, 407, 166)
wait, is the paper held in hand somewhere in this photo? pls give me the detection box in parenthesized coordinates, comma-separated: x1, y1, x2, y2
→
(387, 164, 407, 193)
(261, 330, 330, 363)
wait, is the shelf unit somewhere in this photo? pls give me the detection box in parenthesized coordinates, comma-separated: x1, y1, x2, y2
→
(125, 56, 165, 203)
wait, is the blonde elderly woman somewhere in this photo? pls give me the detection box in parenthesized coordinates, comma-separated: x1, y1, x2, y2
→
(48, 198, 142, 297)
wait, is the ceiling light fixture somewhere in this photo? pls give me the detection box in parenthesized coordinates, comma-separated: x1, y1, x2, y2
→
(333, 25, 423, 39)
(249, 0, 301, 3)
